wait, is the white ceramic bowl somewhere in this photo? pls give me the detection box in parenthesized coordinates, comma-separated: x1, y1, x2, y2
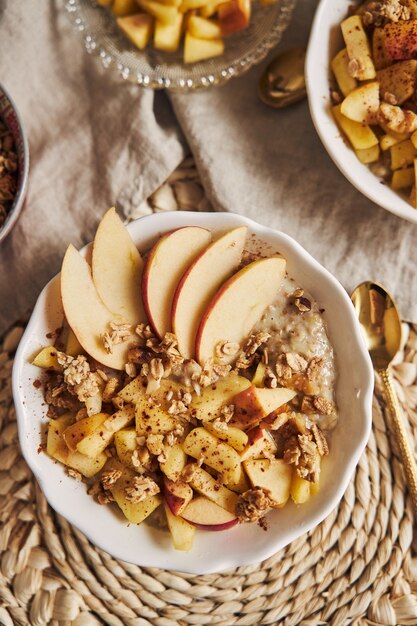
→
(306, 0, 417, 225)
(13, 211, 373, 574)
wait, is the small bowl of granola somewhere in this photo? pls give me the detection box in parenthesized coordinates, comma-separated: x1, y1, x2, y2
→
(0, 83, 29, 243)
(306, 0, 417, 224)
(13, 210, 373, 574)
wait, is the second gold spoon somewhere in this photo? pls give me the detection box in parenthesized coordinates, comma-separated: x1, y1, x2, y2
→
(351, 281, 417, 517)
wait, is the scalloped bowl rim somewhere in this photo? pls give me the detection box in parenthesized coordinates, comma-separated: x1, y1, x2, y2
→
(13, 211, 373, 574)
(305, 0, 417, 225)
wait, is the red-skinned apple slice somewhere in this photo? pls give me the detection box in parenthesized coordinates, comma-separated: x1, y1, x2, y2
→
(142, 226, 212, 338)
(172, 226, 247, 359)
(181, 496, 238, 530)
(163, 478, 193, 516)
(92, 207, 147, 325)
(195, 257, 286, 365)
(61, 244, 136, 370)
(230, 385, 297, 430)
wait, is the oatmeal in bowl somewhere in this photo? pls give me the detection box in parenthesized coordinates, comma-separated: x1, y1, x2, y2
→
(13, 211, 373, 574)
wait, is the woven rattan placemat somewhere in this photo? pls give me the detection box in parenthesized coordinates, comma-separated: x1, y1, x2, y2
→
(2, 159, 417, 626)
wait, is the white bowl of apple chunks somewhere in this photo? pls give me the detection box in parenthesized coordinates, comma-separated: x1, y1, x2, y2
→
(13, 210, 373, 574)
(306, 0, 417, 224)
(66, 0, 296, 89)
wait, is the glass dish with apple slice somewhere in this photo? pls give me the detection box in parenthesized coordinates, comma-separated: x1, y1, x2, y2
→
(65, 0, 296, 90)
(13, 210, 373, 574)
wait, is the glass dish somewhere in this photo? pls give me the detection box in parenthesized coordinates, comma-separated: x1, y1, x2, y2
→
(65, 0, 296, 91)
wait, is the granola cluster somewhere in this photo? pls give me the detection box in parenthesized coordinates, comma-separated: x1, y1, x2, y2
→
(362, 0, 410, 26)
(279, 417, 329, 483)
(236, 487, 276, 524)
(0, 119, 18, 229)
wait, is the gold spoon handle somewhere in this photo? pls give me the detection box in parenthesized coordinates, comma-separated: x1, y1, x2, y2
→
(379, 367, 417, 516)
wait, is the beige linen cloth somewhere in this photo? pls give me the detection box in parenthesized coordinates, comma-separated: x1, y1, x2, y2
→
(1, 0, 417, 332)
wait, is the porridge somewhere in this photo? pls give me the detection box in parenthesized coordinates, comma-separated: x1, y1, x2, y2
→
(32, 209, 338, 551)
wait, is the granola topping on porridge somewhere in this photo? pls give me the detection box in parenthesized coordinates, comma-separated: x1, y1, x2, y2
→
(125, 475, 160, 503)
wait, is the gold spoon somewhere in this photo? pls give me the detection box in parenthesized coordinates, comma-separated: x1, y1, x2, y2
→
(351, 281, 417, 516)
(258, 48, 307, 109)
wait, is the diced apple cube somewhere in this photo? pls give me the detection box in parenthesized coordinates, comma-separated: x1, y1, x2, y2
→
(114, 428, 137, 469)
(251, 362, 266, 388)
(239, 428, 277, 462)
(75, 405, 135, 458)
(182, 427, 242, 483)
(137, 0, 178, 24)
(224, 463, 250, 493)
(136, 404, 178, 436)
(165, 503, 195, 550)
(189, 374, 251, 422)
(117, 13, 153, 49)
(390, 139, 417, 170)
(154, 13, 183, 51)
(218, 0, 250, 35)
(112, 0, 138, 16)
(372, 27, 391, 70)
(188, 15, 222, 39)
(377, 60, 417, 106)
(290, 473, 311, 504)
(244, 458, 292, 507)
(32, 346, 61, 371)
(355, 144, 380, 164)
(383, 20, 417, 61)
(340, 82, 379, 124)
(332, 105, 379, 151)
(331, 48, 358, 97)
(159, 443, 187, 481)
(230, 385, 296, 430)
(203, 422, 248, 452)
(63, 413, 109, 452)
(183, 32, 224, 63)
(391, 167, 415, 190)
(188, 465, 239, 513)
(47, 415, 107, 478)
(341, 15, 376, 80)
(163, 477, 193, 515)
(65, 328, 84, 357)
(380, 134, 402, 151)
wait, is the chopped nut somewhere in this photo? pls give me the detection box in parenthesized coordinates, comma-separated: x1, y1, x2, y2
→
(286, 353, 308, 373)
(67, 468, 82, 481)
(125, 362, 137, 378)
(313, 396, 334, 415)
(124, 475, 160, 503)
(294, 296, 312, 312)
(311, 423, 329, 456)
(215, 340, 240, 360)
(379, 102, 417, 134)
(384, 91, 397, 106)
(236, 487, 275, 523)
(101, 468, 122, 489)
(102, 377, 119, 403)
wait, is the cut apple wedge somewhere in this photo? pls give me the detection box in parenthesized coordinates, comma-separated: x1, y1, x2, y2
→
(165, 503, 195, 550)
(230, 385, 296, 430)
(92, 207, 146, 325)
(181, 496, 238, 530)
(243, 458, 293, 507)
(163, 477, 193, 515)
(116, 13, 153, 50)
(61, 244, 137, 370)
(189, 374, 251, 422)
(172, 226, 247, 359)
(218, 0, 250, 35)
(182, 427, 242, 484)
(142, 226, 211, 338)
(195, 256, 286, 365)
(239, 428, 277, 462)
(188, 465, 239, 513)
(340, 82, 380, 125)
